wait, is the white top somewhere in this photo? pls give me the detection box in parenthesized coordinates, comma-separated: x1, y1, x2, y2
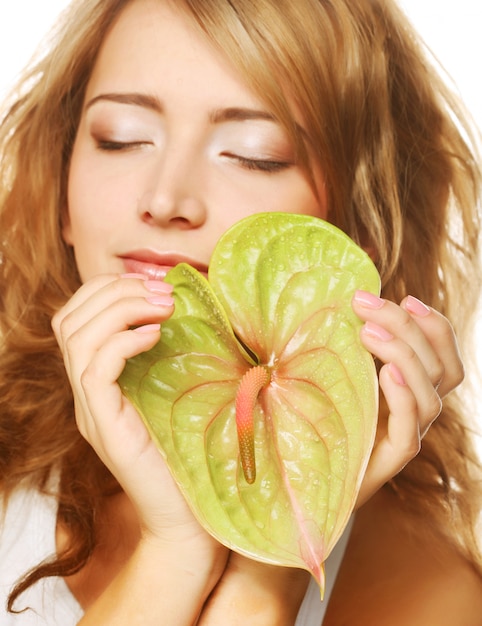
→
(0, 484, 83, 625)
(0, 484, 351, 625)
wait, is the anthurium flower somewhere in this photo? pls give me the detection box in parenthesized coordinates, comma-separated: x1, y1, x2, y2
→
(119, 212, 380, 594)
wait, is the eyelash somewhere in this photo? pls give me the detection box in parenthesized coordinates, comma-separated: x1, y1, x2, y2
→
(95, 141, 291, 173)
(96, 140, 149, 151)
(228, 155, 291, 173)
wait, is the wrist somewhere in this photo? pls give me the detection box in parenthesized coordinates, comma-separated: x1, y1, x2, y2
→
(138, 529, 229, 594)
(78, 534, 228, 626)
(198, 557, 310, 625)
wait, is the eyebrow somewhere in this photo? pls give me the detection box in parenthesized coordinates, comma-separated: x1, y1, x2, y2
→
(209, 107, 277, 124)
(85, 92, 277, 124)
(85, 92, 163, 113)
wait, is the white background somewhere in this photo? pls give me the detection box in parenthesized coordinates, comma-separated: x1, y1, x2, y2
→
(1, 2, 481, 453)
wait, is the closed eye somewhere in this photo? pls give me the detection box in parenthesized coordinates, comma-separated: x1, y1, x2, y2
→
(224, 153, 292, 173)
(96, 139, 152, 151)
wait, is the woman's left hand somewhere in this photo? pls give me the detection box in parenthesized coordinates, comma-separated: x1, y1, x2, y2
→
(351, 291, 464, 507)
(197, 552, 310, 625)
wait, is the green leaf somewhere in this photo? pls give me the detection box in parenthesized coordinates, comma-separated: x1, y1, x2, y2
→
(119, 213, 380, 593)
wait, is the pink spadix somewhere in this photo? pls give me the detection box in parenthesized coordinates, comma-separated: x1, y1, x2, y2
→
(234, 365, 270, 484)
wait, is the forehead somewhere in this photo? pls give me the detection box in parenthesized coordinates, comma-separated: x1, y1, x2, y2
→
(85, 0, 260, 107)
(83, 0, 311, 172)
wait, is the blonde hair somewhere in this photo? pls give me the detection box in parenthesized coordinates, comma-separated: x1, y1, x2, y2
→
(1, 0, 481, 607)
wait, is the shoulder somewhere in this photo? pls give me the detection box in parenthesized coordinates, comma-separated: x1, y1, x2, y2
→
(324, 488, 482, 626)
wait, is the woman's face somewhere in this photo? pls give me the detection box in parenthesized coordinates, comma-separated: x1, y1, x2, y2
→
(65, 0, 326, 282)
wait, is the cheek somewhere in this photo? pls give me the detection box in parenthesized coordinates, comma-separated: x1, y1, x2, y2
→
(265, 161, 328, 220)
(300, 166, 328, 221)
(64, 172, 96, 248)
(267, 174, 328, 221)
(65, 150, 123, 246)
(64, 144, 90, 246)
(216, 167, 328, 228)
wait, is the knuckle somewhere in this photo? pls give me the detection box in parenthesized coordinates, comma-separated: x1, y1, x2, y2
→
(452, 359, 465, 387)
(401, 433, 421, 460)
(396, 309, 414, 334)
(110, 275, 136, 298)
(429, 357, 445, 389)
(54, 310, 76, 345)
(79, 361, 100, 391)
(436, 315, 457, 342)
(64, 327, 84, 356)
(401, 343, 418, 368)
(431, 315, 462, 364)
(427, 391, 443, 422)
(420, 394, 442, 438)
(451, 358, 465, 387)
(439, 357, 465, 397)
(51, 310, 60, 334)
(51, 310, 68, 344)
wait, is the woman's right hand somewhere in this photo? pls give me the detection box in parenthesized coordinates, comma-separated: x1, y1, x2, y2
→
(51, 273, 224, 552)
(53, 274, 230, 624)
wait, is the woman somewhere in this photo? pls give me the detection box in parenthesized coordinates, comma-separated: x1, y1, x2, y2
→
(1, 0, 481, 623)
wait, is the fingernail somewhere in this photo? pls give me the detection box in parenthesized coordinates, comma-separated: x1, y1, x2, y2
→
(388, 362, 406, 386)
(145, 280, 174, 294)
(405, 295, 431, 317)
(133, 323, 161, 334)
(353, 290, 385, 309)
(146, 294, 175, 307)
(363, 322, 394, 341)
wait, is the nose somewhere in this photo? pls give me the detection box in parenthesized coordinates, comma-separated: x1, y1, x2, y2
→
(137, 145, 207, 230)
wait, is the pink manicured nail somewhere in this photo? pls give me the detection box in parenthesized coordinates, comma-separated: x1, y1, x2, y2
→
(353, 290, 385, 309)
(388, 363, 406, 386)
(363, 322, 394, 341)
(146, 294, 175, 307)
(405, 295, 431, 317)
(133, 323, 161, 334)
(145, 280, 174, 294)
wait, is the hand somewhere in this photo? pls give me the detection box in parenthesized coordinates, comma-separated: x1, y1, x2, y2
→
(198, 552, 310, 625)
(51, 273, 215, 546)
(53, 274, 231, 623)
(351, 291, 464, 506)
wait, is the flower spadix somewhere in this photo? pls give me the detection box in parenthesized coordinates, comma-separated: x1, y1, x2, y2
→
(119, 212, 380, 595)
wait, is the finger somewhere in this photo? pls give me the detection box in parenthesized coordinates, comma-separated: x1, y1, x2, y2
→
(360, 322, 442, 435)
(356, 361, 431, 507)
(77, 324, 161, 448)
(353, 291, 464, 398)
(54, 277, 173, 380)
(75, 322, 207, 534)
(52, 274, 120, 350)
(63, 292, 173, 360)
(400, 295, 464, 397)
(76, 326, 197, 534)
(52, 273, 173, 348)
(353, 292, 444, 390)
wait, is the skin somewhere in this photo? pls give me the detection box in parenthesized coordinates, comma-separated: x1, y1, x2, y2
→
(51, 0, 480, 623)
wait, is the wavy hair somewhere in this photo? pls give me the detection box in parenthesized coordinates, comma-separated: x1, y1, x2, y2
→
(1, 0, 481, 609)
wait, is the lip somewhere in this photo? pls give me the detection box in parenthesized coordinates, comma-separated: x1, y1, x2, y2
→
(120, 250, 209, 280)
